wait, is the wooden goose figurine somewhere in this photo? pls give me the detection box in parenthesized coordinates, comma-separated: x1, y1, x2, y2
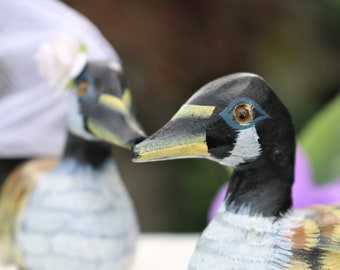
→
(0, 60, 145, 270)
(133, 73, 340, 269)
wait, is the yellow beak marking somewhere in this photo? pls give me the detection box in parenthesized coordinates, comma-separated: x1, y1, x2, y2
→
(137, 133, 209, 160)
(87, 119, 129, 149)
(171, 104, 215, 120)
(122, 89, 133, 111)
(99, 94, 129, 114)
(135, 104, 215, 161)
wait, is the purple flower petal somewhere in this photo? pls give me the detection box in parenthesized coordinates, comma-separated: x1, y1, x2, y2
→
(293, 147, 340, 208)
(207, 184, 228, 221)
(292, 147, 314, 208)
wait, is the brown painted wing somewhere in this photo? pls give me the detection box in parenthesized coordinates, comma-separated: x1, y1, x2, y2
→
(290, 205, 340, 269)
(0, 158, 58, 265)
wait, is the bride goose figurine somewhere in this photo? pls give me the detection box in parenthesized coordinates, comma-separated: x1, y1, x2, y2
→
(0, 36, 145, 270)
(133, 73, 340, 269)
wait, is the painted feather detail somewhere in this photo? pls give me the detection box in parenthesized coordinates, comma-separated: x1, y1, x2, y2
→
(0, 159, 57, 265)
(188, 207, 295, 270)
(11, 159, 138, 270)
(290, 205, 340, 269)
(188, 205, 340, 270)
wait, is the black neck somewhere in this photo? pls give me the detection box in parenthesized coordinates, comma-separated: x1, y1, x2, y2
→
(62, 132, 112, 169)
(225, 149, 295, 217)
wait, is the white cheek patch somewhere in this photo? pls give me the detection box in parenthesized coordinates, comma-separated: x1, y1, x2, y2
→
(221, 126, 261, 166)
(67, 95, 98, 141)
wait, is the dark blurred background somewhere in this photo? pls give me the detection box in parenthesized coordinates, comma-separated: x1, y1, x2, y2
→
(62, 0, 340, 232)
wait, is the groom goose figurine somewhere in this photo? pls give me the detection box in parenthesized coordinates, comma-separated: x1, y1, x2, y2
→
(133, 73, 340, 269)
(0, 36, 145, 270)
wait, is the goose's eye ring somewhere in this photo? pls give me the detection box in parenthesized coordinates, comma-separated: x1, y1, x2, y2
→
(77, 79, 88, 96)
(233, 103, 253, 124)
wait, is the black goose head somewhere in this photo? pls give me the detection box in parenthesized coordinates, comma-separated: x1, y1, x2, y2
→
(67, 61, 146, 149)
(132, 73, 295, 170)
(133, 73, 296, 216)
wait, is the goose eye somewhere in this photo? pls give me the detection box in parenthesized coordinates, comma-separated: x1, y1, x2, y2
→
(77, 79, 88, 96)
(233, 103, 253, 124)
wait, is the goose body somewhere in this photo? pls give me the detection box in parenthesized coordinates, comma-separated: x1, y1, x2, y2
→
(133, 73, 340, 269)
(14, 142, 137, 270)
(190, 205, 340, 269)
(0, 53, 145, 269)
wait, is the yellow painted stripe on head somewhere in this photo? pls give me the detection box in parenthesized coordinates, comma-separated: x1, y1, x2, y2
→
(99, 94, 129, 114)
(172, 104, 215, 120)
(87, 119, 129, 149)
(137, 133, 209, 161)
(122, 89, 132, 111)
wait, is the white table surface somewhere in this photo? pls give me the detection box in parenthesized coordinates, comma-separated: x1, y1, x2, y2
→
(132, 233, 199, 270)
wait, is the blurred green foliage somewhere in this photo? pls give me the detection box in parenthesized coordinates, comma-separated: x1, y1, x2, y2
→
(176, 160, 225, 231)
(300, 94, 340, 184)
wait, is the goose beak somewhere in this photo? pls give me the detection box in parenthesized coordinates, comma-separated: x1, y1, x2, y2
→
(132, 104, 215, 162)
(86, 93, 146, 149)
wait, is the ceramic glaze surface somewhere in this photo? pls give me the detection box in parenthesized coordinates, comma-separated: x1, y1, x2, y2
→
(16, 159, 138, 270)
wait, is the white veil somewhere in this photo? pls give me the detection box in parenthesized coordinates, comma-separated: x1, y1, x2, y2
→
(0, 0, 120, 157)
